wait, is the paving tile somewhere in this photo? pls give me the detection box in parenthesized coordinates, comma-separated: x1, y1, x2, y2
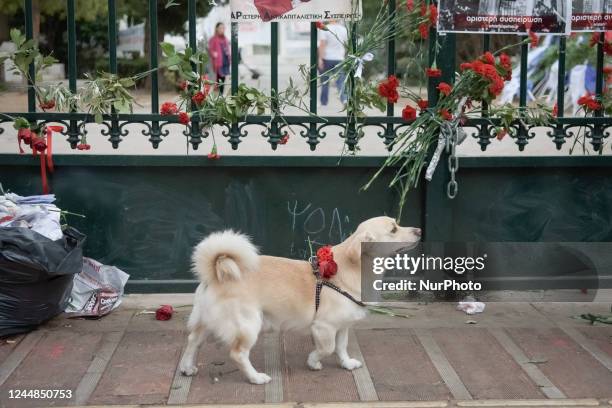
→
(187, 338, 266, 404)
(43, 309, 134, 333)
(282, 332, 359, 403)
(507, 327, 612, 398)
(432, 328, 543, 399)
(578, 326, 612, 357)
(88, 330, 182, 405)
(0, 335, 23, 365)
(0, 330, 103, 408)
(356, 328, 451, 401)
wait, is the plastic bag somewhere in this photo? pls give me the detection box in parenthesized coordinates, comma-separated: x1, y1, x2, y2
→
(65, 257, 129, 318)
(0, 227, 85, 337)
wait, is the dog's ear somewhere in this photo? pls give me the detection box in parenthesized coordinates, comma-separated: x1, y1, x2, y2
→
(347, 231, 374, 262)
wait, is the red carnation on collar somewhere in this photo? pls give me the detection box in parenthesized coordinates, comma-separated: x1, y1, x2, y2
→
(316, 245, 338, 279)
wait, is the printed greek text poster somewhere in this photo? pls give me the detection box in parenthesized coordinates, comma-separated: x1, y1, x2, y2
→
(572, 0, 611, 32)
(231, 0, 362, 23)
(437, 0, 571, 35)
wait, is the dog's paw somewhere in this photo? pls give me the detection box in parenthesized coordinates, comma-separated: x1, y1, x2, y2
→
(341, 358, 362, 370)
(307, 353, 323, 371)
(248, 372, 271, 384)
(180, 364, 199, 376)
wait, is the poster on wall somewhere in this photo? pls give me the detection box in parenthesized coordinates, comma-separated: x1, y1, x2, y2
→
(571, 0, 611, 31)
(437, 0, 571, 34)
(231, 0, 362, 23)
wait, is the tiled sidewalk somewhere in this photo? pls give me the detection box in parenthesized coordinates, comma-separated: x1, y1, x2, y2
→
(0, 301, 611, 407)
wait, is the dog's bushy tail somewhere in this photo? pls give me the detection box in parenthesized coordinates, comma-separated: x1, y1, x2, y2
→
(192, 230, 259, 284)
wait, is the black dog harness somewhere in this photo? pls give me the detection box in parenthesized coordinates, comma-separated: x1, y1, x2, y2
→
(310, 256, 366, 312)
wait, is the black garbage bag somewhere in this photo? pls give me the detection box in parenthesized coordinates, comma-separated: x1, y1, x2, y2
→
(0, 226, 85, 337)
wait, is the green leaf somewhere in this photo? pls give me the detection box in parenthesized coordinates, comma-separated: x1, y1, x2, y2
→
(13, 117, 30, 130)
(160, 42, 176, 57)
(10, 29, 24, 46)
(94, 112, 103, 124)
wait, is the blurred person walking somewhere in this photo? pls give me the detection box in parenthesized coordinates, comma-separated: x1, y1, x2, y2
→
(318, 20, 348, 106)
(209, 22, 231, 95)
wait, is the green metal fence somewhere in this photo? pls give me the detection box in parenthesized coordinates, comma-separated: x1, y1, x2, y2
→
(0, 0, 609, 151)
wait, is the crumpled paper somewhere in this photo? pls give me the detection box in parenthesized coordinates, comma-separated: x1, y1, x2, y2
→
(457, 301, 486, 315)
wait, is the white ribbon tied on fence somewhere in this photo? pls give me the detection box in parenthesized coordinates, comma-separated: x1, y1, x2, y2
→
(353, 53, 374, 78)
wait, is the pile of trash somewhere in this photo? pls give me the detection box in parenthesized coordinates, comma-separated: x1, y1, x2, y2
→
(1, 191, 129, 337)
(0, 193, 63, 241)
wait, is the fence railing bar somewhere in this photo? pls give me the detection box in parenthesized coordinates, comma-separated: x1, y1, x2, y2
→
(308, 22, 318, 150)
(551, 36, 567, 149)
(24, 0, 35, 113)
(187, 0, 202, 150)
(268, 22, 280, 148)
(3, 112, 608, 126)
(591, 31, 605, 151)
(519, 41, 528, 108)
(148, 0, 161, 148)
(228, 22, 240, 149)
(66, 0, 80, 147)
(384, 0, 396, 147)
(106, 0, 122, 148)
(478, 34, 491, 151)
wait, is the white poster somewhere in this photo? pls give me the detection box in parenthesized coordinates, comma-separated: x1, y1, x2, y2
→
(231, 0, 362, 23)
(437, 0, 571, 35)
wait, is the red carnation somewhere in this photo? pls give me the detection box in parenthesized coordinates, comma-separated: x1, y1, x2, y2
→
(179, 81, 188, 91)
(319, 259, 338, 279)
(161, 101, 179, 116)
(496, 128, 508, 141)
(552, 103, 558, 117)
(426, 67, 442, 78)
(406, 0, 414, 11)
(417, 99, 428, 111)
(316, 21, 327, 31)
(428, 5, 438, 26)
(192, 91, 206, 106)
(31, 135, 47, 153)
(528, 31, 539, 48)
(279, 134, 289, 145)
(39, 99, 56, 110)
(317, 245, 334, 262)
(155, 305, 173, 321)
(590, 32, 600, 47)
(439, 108, 453, 121)
(402, 105, 417, 121)
(459, 62, 472, 71)
(77, 142, 91, 150)
(482, 51, 495, 65)
(377, 75, 400, 104)
(418, 23, 429, 39)
(436, 82, 452, 96)
(178, 111, 190, 125)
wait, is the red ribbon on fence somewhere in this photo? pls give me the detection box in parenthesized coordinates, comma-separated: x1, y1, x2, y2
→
(18, 125, 64, 194)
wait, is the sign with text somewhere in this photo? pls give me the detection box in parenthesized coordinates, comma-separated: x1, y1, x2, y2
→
(572, 0, 611, 32)
(231, 0, 362, 23)
(437, 0, 571, 34)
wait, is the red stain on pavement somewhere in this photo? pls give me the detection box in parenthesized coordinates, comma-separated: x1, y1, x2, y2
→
(49, 344, 65, 358)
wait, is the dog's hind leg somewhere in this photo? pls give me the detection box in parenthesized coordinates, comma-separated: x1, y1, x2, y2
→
(307, 321, 336, 370)
(335, 327, 362, 370)
(230, 329, 271, 385)
(180, 321, 206, 376)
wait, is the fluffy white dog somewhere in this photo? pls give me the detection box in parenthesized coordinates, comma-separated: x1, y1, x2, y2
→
(179, 216, 421, 384)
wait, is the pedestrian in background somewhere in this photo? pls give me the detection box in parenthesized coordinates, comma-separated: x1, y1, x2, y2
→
(208, 22, 231, 95)
(318, 20, 348, 106)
